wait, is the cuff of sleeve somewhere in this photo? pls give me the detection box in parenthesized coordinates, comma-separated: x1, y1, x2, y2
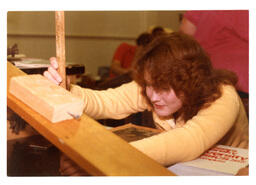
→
(70, 84, 85, 100)
(70, 84, 86, 111)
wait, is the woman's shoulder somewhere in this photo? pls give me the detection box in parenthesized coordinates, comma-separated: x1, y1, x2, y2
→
(193, 84, 240, 120)
(220, 84, 239, 99)
(209, 84, 240, 112)
(117, 80, 140, 89)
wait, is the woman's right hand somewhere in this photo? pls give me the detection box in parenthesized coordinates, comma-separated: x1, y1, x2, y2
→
(43, 57, 63, 85)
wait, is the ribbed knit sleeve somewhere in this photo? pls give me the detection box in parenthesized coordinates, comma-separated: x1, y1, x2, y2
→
(70, 81, 148, 120)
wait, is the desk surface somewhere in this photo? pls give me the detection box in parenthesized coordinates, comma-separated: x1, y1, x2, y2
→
(9, 58, 85, 75)
(17, 64, 85, 75)
(21, 64, 85, 75)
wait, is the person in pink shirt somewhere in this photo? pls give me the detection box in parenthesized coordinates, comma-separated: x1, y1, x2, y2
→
(180, 10, 249, 94)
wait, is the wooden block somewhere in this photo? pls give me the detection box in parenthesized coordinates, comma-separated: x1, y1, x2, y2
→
(9, 74, 84, 123)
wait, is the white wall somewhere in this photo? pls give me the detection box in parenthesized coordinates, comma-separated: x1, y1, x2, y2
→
(7, 11, 184, 76)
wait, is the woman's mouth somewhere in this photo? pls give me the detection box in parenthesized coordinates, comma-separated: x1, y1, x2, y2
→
(153, 104, 165, 109)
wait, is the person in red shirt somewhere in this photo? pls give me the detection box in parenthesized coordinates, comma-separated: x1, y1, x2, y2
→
(109, 32, 153, 78)
(180, 10, 249, 94)
(109, 42, 136, 78)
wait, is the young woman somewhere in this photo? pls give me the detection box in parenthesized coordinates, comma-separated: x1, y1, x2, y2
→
(44, 32, 248, 174)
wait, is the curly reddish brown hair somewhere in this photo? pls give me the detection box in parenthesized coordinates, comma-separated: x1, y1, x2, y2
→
(132, 32, 237, 122)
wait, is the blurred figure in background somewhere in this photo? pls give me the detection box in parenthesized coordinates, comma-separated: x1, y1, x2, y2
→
(109, 32, 153, 78)
(149, 25, 173, 38)
(180, 10, 249, 94)
(109, 26, 173, 80)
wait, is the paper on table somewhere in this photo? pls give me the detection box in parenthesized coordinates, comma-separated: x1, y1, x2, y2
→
(168, 145, 248, 176)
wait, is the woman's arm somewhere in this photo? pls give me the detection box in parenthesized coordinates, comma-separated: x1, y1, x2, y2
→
(70, 81, 148, 120)
(44, 57, 148, 120)
(131, 85, 242, 166)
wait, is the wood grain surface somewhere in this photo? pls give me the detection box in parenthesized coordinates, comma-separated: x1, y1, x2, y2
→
(9, 74, 84, 123)
(55, 11, 66, 89)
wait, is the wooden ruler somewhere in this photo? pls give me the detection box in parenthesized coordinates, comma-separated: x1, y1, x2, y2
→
(55, 11, 66, 89)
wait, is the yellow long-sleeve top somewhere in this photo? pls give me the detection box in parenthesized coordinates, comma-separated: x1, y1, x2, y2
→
(70, 81, 248, 166)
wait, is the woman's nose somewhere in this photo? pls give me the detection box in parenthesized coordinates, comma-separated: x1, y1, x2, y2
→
(147, 87, 160, 102)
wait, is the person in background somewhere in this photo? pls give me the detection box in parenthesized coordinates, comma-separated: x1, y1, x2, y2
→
(149, 25, 173, 37)
(109, 32, 153, 78)
(44, 32, 248, 176)
(179, 10, 249, 94)
(151, 26, 166, 37)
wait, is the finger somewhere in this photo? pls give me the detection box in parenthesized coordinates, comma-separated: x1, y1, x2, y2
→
(50, 57, 58, 69)
(43, 71, 60, 85)
(48, 66, 63, 83)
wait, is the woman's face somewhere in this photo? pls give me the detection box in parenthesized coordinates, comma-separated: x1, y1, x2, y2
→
(144, 72, 183, 118)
